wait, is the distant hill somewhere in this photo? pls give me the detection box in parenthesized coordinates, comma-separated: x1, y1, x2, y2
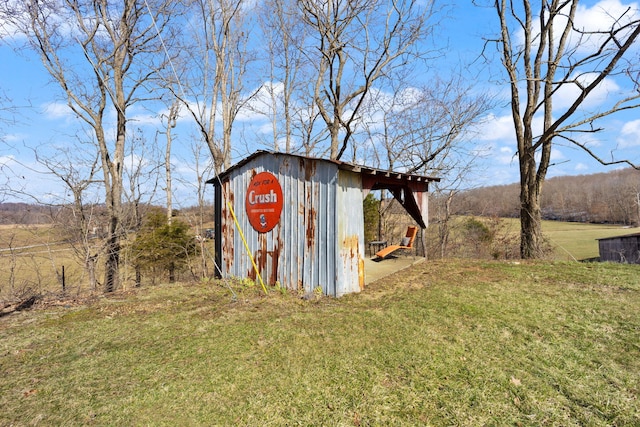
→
(0, 203, 59, 225)
(3, 168, 638, 226)
(0, 202, 214, 226)
(454, 168, 640, 226)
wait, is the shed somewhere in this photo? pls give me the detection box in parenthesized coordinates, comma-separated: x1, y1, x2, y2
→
(597, 233, 640, 264)
(206, 151, 439, 296)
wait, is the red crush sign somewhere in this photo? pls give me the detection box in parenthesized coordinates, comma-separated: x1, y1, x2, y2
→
(245, 171, 283, 232)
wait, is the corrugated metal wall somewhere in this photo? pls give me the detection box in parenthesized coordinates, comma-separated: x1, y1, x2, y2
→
(336, 170, 365, 295)
(216, 153, 364, 296)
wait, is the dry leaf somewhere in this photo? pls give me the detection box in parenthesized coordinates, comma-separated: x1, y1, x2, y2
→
(23, 389, 37, 397)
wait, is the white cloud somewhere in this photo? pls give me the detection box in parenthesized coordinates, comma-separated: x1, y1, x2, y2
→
(0, 154, 16, 167)
(497, 146, 517, 165)
(129, 110, 162, 127)
(617, 119, 640, 148)
(551, 148, 565, 161)
(42, 102, 73, 121)
(575, 163, 589, 171)
(553, 73, 621, 110)
(575, 0, 640, 44)
(516, 0, 640, 53)
(3, 133, 27, 143)
(476, 113, 515, 142)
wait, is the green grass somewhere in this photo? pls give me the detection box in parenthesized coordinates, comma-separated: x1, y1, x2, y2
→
(1, 260, 639, 425)
(463, 218, 639, 261)
(541, 220, 640, 261)
(2, 219, 635, 300)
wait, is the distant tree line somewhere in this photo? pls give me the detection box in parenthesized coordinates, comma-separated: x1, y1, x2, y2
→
(0, 203, 59, 225)
(5, 167, 638, 229)
(454, 168, 640, 226)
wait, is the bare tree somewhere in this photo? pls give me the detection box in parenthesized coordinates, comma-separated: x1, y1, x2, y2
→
(176, 0, 256, 172)
(0, 90, 17, 201)
(358, 73, 492, 256)
(360, 75, 492, 175)
(255, 0, 302, 152)
(490, 0, 640, 258)
(162, 101, 180, 223)
(298, 0, 437, 160)
(187, 139, 216, 278)
(35, 144, 102, 290)
(122, 128, 162, 287)
(1, 0, 180, 291)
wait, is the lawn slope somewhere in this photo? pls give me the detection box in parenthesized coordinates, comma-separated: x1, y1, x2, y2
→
(1, 260, 639, 426)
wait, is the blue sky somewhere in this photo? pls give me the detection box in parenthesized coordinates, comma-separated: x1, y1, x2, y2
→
(1, 0, 639, 207)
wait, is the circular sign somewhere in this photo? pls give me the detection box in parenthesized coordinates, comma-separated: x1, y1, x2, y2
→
(245, 171, 283, 232)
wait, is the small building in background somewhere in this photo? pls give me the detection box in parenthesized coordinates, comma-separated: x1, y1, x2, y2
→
(597, 233, 640, 264)
(207, 151, 439, 296)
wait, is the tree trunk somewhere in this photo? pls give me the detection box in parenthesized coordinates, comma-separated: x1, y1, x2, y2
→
(103, 219, 121, 293)
(519, 157, 544, 259)
(135, 267, 142, 288)
(168, 262, 175, 283)
(103, 115, 125, 292)
(165, 102, 179, 224)
(87, 254, 98, 291)
(439, 193, 453, 259)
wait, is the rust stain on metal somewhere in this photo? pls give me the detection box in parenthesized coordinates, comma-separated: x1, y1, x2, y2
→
(223, 186, 235, 272)
(306, 206, 316, 248)
(249, 233, 268, 284)
(340, 234, 364, 291)
(268, 229, 282, 285)
(305, 179, 318, 248)
(301, 157, 316, 181)
(342, 235, 360, 259)
(259, 233, 268, 270)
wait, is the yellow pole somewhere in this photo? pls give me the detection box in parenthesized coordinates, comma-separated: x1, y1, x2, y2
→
(227, 201, 268, 294)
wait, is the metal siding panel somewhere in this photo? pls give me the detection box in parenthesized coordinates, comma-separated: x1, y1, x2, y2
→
(296, 165, 306, 290)
(301, 158, 313, 292)
(321, 162, 338, 295)
(336, 171, 365, 296)
(318, 166, 328, 294)
(218, 152, 357, 296)
(297, 158, 337, 295)
(279, 157, 303, 290)
(327, 165, 338, 296)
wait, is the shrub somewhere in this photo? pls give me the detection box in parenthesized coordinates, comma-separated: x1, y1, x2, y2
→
(129, 209, 199, 284)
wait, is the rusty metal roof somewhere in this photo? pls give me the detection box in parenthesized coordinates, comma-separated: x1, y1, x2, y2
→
(205, 150, 440, 184)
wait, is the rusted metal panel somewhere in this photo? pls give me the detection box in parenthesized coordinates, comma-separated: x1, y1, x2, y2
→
(210, 151, 435, 296)
(336, 170, 365, 296)
(216, 152, 354, 296)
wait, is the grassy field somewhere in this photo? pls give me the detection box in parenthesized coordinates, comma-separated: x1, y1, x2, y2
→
(541, 220, 640, 261)
(1, 259, 638, 425)
(2, 218, 638, 300)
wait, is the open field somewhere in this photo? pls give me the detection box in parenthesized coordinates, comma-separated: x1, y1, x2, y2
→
(541, 220, 640, 261)
(0, 221, 216, 300)
(1, 259, 639, 425)
(1, 218, 638, 300)
(422, 217, 639, 262)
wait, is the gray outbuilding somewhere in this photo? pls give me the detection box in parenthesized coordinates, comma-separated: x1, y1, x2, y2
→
(597, 232, 640, 264)
(207, 151, 439, 296)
